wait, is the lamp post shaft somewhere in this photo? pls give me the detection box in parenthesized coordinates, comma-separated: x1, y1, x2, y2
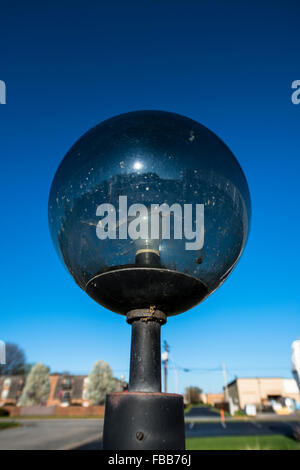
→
(102, 309, 185, 450)
(129, 319, 161, 392)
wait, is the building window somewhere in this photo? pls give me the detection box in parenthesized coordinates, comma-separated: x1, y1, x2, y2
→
(3, 378, 11, 388)
(62, 377, 72, 389)
(1, 389, 9, 399)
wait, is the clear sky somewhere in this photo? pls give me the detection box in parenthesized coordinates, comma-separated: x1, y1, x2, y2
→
(0, 1, 299, 393)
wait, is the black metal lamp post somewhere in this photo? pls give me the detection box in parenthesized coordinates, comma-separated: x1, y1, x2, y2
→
(48, 110, 251, 450)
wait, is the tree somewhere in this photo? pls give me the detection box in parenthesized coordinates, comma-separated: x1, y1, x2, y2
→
(87, 360, 116, 405)
(18, 363, 50, 406)
(0, 342, 26, 375)
(185, 386, 203, 404)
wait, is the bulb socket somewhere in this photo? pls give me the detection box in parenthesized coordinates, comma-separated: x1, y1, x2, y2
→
(135, 250, 161, 267)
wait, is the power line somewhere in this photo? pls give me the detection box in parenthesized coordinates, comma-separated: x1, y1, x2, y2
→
(170, 362, 291, 373)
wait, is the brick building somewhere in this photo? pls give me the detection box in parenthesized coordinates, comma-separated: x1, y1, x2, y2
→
(0, 376, 25, 406)
(0, 373, 126, 407)
(202, 393, 224, 406)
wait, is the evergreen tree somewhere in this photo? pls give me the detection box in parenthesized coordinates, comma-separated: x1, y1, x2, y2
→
(87, 360, 116, 405)
(18, 363, 50, 406)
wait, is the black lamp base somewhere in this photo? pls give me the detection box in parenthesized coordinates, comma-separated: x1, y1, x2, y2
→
(103, 392, 185, 450)
(86, 267, 208, 316)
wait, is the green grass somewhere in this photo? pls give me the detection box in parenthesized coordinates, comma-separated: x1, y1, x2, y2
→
(0, 422, 20, 431)
(234, 410, 246, 417)
(186, 435, 300, 450)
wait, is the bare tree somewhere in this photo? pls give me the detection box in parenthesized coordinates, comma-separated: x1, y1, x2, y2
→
(0, 342, 26, 376)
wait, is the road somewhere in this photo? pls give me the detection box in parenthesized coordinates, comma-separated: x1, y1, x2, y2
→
(0, 408, 299, 450)
(73, 419, 300, 450)
(185, 406, 300, 421)
(185, 406, 220, 418)
(0, 419, 103, 450)
(185, 420, 300, 438)
(185, 406, 300, 439)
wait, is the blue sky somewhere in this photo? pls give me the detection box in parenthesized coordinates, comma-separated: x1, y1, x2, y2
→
(0, 1, 299, 393)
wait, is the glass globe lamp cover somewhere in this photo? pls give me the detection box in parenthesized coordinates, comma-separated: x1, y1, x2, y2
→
(48, 110, 251, 316)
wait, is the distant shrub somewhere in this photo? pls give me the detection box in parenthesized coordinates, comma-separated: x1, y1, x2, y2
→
(234, 410, 245, 417)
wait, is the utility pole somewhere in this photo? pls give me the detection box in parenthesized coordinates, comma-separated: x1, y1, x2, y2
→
(162, 341, 169, 393)
(222, 363, 229, 402)
(174, 366, 179, 394)
(222, 362, 234, 416)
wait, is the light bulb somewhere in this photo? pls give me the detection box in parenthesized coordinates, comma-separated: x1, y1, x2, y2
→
(134, 207, 162, 267)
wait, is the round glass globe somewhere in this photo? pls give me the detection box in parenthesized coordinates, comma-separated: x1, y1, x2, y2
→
(49, 110, 251, 316)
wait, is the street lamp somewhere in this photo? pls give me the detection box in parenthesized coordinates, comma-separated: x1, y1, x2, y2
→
(48, 110, 251, 450)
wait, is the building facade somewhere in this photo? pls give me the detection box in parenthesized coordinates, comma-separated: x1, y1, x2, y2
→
(201, 393, 224, 406)
(0, 373, 126, 407)
(0, 376, 25, 406)
(227, 377, 300, 411)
